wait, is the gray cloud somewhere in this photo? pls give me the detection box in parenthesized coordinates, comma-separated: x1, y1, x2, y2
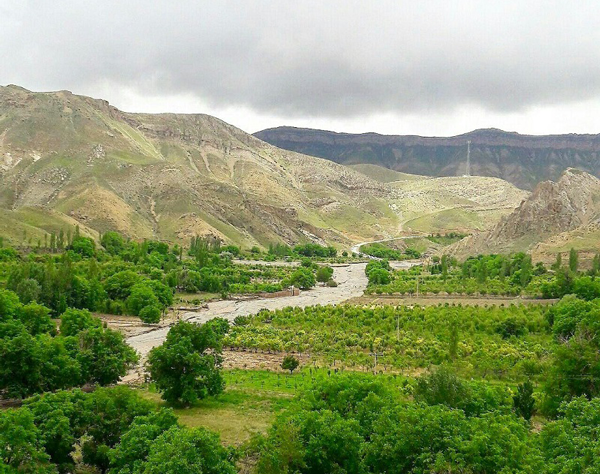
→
(2, 0, 600, 120)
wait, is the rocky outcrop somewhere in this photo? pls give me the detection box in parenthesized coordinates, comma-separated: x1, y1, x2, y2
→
(449, 169, 600, 257)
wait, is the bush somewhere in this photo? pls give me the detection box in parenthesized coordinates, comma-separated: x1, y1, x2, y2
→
(139, 305, 161, 324)
(281, 354, 300, 374)
(316, 266, 334, 283)
(290, 267, 316, 290)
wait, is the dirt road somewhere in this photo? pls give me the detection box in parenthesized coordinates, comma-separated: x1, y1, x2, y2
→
(127, 263, 369, 357)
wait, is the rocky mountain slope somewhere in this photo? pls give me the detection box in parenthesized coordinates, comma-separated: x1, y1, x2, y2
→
(0, 86, 530, 248)
(449, 169, 600, 260)
(254, 126, 600, 190)
(0, 86, 401, 247)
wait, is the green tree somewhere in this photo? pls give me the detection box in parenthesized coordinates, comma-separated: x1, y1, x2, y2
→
(147, 320, 227, 406)
(552, 252, 563, 271)
(59, 308, 101, 337)
(80, 386, 154, 472)
(108, 409, 178, 473)
(126, 283, 160, 316)
(569, 247, 579, 273)
(135, 426, 236, 474)
(74, 327, 139, 386)
(316, 266, 334, 283)
(281, 354, 300, 374)
(513, 379, 536, 421)
(0, 408, 57, 473)
(367, 268, 391, 285)
(139, 305, 161, 324)
(101, 231, 125, 255)
(289, 267, 316, 290)
(16, 278, 41, 304)
(17, 303, 55, 336)
(104, 271, 144, 301)
(70, 236, 96, 258)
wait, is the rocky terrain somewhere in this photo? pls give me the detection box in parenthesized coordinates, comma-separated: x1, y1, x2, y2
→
(0, 85, 403, 247)
(449, 169, 600, 261)
(255, 126, 600, 190)
(0, 86, 531, 248)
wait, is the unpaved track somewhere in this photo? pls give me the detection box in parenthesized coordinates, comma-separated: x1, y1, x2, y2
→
(128, 263, 369, 357)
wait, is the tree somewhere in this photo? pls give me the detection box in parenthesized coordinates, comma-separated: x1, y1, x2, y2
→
(513, 379, 535, 421)
(281, 354, 300, 374)
(134, 426, 236, 474)
(552, 252, 562, 271)
(59, 308, 101, 337)
(80, 386, 154, 472)
(108, 409, 179, 473)
(139, 305, 161, 324)
(147, 320, 227, 406)
(104, 271, 144, 301)
(70, 236, 96, 258)
(74, 327, 139, 386)
(16, 278, 42, 304)
(289, 267, 316, 290)
(316, 266, 334, 283)
(17, 303, 55, 336)
(0, 408, 57, 473)
(569, 247, 579, 273)
(101, 231, 125, 255)
(24, 390, 86, 469)
(367, 268, 391, 285)
(0, 288, 21, 321)
(541, 397, 600, 473)
(259, 410, 363, 474)
(126, 283, 160, 316)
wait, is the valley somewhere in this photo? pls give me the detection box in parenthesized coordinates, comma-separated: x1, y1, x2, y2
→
(2, 86, 600, 474)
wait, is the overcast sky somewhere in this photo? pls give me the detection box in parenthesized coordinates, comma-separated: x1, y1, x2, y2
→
(2, 0, 600, 136)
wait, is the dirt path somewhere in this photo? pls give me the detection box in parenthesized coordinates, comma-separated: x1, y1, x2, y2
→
(127, 263, 369, 357)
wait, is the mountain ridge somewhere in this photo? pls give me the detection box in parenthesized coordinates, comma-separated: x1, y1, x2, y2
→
(254, 126, 600, 189)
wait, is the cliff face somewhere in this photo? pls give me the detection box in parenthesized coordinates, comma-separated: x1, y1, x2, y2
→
(448, 169, 600, 258)
(254, 126, 600, 190)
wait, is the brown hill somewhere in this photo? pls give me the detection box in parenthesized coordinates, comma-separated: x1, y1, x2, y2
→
(0, 85, 399, 247)
(449, 169, 600, 260)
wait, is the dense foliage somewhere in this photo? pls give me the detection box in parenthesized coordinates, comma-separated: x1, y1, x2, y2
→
(0, 387, 236, 473)
(256, 373, 600, 473)
(0, 289, 137, 398)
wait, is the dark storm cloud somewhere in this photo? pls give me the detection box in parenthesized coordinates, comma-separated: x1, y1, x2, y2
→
(1, 0, 600, 118)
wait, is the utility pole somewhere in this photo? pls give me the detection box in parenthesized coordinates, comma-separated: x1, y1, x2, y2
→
(396, 312, 400, 341)
(465, 140, 471, 177)
(370, 351, 384, 374)
(416, 274, 419, 297)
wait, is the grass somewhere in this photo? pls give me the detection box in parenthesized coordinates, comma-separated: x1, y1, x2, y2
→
(136, 368, 414, 445)
(405, 208, 484, 233)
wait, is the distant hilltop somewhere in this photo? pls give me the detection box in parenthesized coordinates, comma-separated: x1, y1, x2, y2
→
(254, 126, 600, 190)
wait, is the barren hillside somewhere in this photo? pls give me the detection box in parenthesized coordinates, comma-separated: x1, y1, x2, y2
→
(449, 169, 600, 260)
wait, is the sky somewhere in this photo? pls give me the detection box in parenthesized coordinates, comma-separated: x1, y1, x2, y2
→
(2, 0, 600, 136)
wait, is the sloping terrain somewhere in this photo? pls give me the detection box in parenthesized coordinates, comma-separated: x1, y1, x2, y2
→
(0, 86, 403, 247)
(349, 163, 528, 234)
(255, 126, 600, 190)
(449, 169, 600, 260)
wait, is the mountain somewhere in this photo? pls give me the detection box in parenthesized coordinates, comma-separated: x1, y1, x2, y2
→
(254, 126, 600, 190)
(449, 169, 600, 261)
(0, 86, 402, 247)
(0, 86, 530, 248)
